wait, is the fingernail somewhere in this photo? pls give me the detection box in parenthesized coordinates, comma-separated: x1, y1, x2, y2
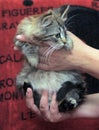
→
(14, 46, 19, 50)
(27, 88, 31, 93)
(16, 35, 22, 39)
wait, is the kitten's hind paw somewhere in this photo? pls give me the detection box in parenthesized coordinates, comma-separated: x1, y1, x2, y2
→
(58, 97, 78, 112)
(56, 81, 86, 112)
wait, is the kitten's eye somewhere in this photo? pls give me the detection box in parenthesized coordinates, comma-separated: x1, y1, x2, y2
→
(55, 33, 60, 38)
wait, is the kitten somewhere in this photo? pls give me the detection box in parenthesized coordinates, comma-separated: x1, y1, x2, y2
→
(14, 5, 86, 112)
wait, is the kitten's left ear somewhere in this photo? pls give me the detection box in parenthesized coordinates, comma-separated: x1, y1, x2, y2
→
(41, 10, 53, 27)
(53, 5, 70, 22)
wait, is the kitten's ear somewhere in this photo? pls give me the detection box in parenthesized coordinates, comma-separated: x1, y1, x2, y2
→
(41, 10, 53, 27)
(61, 5, 70, 21)
(53, 5, 70, 21)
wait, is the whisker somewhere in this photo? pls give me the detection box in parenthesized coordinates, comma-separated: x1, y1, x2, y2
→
(65, 21, 75, 28)
(43, 46, 52, 56)
(44, 47, 55, 63)
(45, 47, 56, 63)
(43, 42, 57, 57)
(42, 46, 52, 63)
(65, 14, 79, 26)
(46, 42, 57, 48)
(44, 44, 62, 64)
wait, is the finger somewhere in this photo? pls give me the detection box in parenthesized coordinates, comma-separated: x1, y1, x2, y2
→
(50, 93, 59, 115)
(26, 88, 40, 115)
(40, 90, 49, 113)
(49, 93, 73, 122)
(39, 90, 51, 120)
(16, 35, 28, 42)
(14, 46, 19, 50)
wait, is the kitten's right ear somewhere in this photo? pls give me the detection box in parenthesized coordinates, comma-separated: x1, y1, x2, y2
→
(61, 5, 70, 21)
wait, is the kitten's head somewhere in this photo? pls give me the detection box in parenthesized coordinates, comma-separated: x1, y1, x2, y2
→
(16, 5, 73, 50)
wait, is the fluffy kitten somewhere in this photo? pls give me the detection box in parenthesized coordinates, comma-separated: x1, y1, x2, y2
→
(14, 5, 86, 112)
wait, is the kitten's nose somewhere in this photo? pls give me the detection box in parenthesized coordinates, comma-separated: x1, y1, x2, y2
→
(62, 37, 67, 44)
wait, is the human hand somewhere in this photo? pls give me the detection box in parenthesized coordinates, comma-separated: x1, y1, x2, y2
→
(15, 31, 88, 71)
(26, 88, 99, 122)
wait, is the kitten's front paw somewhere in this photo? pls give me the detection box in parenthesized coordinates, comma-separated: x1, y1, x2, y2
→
(14, 40, 30, 51)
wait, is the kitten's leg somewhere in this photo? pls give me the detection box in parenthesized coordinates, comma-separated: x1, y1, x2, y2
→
(15, 40, 39, 67)
(16, 62, 32, 91)
(15, 40, 39, 89)
(17, 64, 41, 106)
(56, 81, 86, 112)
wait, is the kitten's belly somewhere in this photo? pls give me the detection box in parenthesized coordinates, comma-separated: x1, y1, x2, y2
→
(27, 70, 78, 92)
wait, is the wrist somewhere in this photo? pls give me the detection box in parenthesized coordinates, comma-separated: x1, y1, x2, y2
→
(66, 31, 99, 79)
(78, 45, 99, 79)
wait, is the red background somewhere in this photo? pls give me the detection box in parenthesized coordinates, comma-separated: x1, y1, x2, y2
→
(0, 0, 99, 130)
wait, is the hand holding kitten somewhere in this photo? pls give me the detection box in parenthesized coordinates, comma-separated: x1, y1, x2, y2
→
(15, 31, 85, 71)
(15, 31, 99, 79)
(26, 88, 99, 122)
